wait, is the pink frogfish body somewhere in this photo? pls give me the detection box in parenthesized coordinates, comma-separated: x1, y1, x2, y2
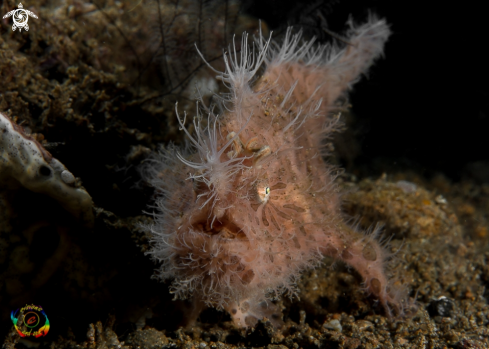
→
(141, 16, 406, 328)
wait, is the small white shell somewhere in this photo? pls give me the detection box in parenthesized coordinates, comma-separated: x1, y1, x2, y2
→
(61, 170, 75, 184)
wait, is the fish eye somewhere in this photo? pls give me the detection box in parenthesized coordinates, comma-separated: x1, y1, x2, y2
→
(255, 184, 271, 204)
(253, 177, 271, 204)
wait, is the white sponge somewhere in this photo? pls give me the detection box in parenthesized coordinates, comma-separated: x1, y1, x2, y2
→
(0, 112, 93, 226)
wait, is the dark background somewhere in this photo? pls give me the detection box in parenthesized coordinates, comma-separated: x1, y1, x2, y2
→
(246, 0, 489, 182)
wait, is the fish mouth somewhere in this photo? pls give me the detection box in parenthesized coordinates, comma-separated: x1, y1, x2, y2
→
(171, 213, 256, 296)
(192, 215, 248, 240)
